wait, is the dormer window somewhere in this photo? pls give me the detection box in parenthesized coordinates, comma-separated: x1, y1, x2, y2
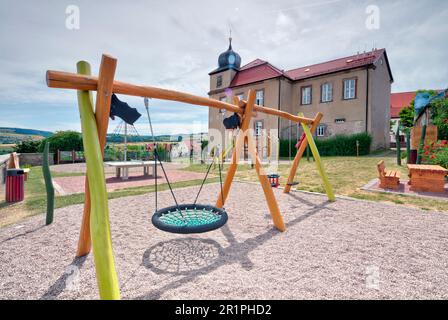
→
(217, 75, 223, 88)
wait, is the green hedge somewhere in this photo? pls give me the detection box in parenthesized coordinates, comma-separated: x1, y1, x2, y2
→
(280, 132, 372, 157)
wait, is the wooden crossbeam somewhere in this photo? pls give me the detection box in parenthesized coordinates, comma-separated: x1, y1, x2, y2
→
(46, 70, 314, 125)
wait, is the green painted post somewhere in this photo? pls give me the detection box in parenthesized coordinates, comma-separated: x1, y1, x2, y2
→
(416, 124, 427, 164)
(396, 127, 401, 166)
(42, 141, 54, 225)
(76, 61, 120, 300)
(406, 129, 411, 163)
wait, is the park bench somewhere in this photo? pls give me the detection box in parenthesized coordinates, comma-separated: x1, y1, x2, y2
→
(377, 160, 400, 190)
(8, 152, 30, 181)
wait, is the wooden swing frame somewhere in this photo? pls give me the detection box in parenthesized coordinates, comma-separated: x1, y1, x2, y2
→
(46, 54, 335, 299)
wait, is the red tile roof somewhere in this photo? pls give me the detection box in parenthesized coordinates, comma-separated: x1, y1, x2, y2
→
(285, 49, 386, 80)
(390, 91, 416, 118)
(230, 60, 284, 87)
(228, 49, 392, 88)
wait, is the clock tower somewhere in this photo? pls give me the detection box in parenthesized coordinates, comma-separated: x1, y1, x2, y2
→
(208, 37, 241, 97)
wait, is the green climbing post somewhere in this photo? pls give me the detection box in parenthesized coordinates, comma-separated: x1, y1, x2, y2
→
(77, 61, 120, 300)
(396, 126, 401, 166)
(406, 128, 411, 164)
(42, 141, 54, 225)
(416, 124, 427, 164)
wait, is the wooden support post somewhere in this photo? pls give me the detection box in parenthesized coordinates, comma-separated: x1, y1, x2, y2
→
(216, 91, 285, 232)
(299, 113, 335, 202)
(284, 113, 323, 193)
(216, 96, 247, 208)
(76, 54, 117, 258)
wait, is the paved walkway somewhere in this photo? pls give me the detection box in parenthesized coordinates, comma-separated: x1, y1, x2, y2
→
(362, 178, 448, 201)
(53, 171, 207, 195)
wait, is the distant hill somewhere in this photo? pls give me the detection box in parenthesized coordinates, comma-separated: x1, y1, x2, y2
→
(0, 127, 53, 137)
(0, 127, 53, 144)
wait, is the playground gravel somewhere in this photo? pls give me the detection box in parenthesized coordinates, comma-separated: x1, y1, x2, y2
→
(1, 182, 448, 300)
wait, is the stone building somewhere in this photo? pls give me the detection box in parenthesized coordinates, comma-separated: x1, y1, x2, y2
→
(208, 39, 393, 158)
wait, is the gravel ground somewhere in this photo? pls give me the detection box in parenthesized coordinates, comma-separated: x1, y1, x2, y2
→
(1, 182, 448, 300)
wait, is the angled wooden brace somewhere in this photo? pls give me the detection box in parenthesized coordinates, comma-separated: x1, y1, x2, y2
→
(298, 112, 335, 202)
(284, 112, 323, 193)
(216, 90, 286, 231)
(76, 54, 117, 257)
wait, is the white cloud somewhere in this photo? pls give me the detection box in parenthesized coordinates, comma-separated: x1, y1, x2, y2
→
(0, 0, 447, 133)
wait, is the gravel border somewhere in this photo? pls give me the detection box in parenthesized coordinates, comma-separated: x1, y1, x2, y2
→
(1, 182, 448, 300)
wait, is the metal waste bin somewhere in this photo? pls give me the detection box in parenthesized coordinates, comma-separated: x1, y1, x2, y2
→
(5, 169, 24, 202)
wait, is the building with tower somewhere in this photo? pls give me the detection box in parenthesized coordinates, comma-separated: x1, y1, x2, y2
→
(208, 38, 393, 159)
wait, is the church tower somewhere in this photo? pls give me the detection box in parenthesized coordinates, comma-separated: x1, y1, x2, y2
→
(208, 37, 241, 97)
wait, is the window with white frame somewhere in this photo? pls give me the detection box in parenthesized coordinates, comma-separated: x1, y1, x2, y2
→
(343, 78, 356, 100)
(236, 93, 244, 101)
(316, 125, 326, 137)
(321, 83, 333, 102)
(255, 121, 263, 136)
(301, 86, 312, 105)
(217, 75, 222, 87)
(255, 90, 264, 106)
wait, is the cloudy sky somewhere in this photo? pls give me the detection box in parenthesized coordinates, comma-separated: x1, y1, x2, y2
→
(0, 0, 447, 135)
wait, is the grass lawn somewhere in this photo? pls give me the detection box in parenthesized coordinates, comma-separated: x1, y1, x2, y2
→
(0, 150, 446, 228)
(187, 150, 448, 212)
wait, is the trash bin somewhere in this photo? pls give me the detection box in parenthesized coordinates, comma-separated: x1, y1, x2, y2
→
(5, 169, 24, 202)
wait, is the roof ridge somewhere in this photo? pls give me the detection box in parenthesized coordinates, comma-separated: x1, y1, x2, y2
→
(286, 48, 385, 73)
(240, 58, 267, 70)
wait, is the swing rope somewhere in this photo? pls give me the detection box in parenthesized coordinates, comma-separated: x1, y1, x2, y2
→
(145, 98, 228, 234)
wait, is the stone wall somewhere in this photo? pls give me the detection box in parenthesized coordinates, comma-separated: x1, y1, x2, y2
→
(19, 153, 54, 167)
(0, 154, 9, 194)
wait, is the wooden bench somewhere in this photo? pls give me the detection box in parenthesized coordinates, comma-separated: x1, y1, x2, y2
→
(377, 160, 400, 190)
(8, 152, 30, 181)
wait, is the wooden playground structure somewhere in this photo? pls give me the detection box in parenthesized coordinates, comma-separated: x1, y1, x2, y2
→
(46, 54, 335, 299)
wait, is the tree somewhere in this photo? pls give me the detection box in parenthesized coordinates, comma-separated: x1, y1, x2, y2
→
(13, 140, 42, 153)
(39, 131, 83, 153)
(431, 95, 448, 140)
(398, 105, 414, 128)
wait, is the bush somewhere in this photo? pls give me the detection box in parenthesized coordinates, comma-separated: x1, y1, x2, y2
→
(40, 131, 83, 153)
(421, 140, 448, 169)
(13, 140, 42, 153)
(280, 132, 372, 157)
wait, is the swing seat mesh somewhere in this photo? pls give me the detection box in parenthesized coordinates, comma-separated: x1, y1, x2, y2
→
(152, 204, 228, 234)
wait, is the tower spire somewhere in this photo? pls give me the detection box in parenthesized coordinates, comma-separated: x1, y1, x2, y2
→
(228, 27, 232, 50)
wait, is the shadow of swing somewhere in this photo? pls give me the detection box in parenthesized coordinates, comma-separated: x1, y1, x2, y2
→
(137, 197, 334, 300)
(142, 238, 224, 276)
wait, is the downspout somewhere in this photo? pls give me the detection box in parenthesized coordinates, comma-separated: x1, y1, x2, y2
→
(365, 68, 369, 133)
(278, 78, 282, 140)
